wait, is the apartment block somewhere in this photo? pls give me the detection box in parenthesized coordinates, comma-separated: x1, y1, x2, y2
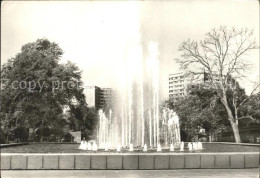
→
(169, 71, 221, 101)
(84, 86, 114, 110)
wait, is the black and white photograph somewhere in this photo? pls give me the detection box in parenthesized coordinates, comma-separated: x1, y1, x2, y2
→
(1, 0, 259, 177)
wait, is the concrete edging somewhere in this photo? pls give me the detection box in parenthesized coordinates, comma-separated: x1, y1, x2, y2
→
(1, 152, 259, 170)
(0, 143, 29, 148)
(202, 142, 260, 147)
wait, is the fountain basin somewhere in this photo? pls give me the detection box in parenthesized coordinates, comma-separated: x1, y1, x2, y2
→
(1, 142, 259, 170)
(1, 142, 259, 153)
(1, 152, 259, 170)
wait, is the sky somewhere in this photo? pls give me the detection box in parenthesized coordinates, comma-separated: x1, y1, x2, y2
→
(1, 1, 259, 100)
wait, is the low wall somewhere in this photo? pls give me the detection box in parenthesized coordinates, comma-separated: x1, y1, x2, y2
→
(1, 152, 259, 170)
(0, 143, 29, 148)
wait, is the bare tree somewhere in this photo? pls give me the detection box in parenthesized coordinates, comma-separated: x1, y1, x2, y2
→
(175, 26, 258, 143)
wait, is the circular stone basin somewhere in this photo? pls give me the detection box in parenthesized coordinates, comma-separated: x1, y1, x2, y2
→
(1, 142, 259, 153)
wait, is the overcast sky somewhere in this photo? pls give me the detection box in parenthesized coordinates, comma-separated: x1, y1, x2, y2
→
(1, 1, 259, 100)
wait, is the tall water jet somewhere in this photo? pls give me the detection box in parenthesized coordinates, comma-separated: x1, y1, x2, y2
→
(148, 109, 152, 147)
(95, 38, 181, 150)
(147, 41, 160, 147)
(121, 108, 125, 147)
(140, 63, 144, 146)
(162, 109, 168, 146)
(109, 109, 112, 145)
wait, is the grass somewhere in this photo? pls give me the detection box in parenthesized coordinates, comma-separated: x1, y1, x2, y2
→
(1, 142, 259, 153)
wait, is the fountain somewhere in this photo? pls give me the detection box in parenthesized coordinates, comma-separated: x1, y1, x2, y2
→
(188, 143, 193, 151)
(157, 144, 162, 152)
(71, 38, 182, 154)
(143, 144, 148, 152)
(4, 32, 255, 171)
(129, 144, 134, 151)
(170, 143, 174, 151)
(78, 140, 87, 150)
(87, 142, 92, 150)
(116, 145, 121, 152)
(180, 141, 184, 151)
(192, 142, 197, 150)
(96, 107, 181, 151)
(93, 41, 181, 151)
(198, 142, 203, 149)
(104, 144, 109, 151)
(92, 142, 98, 151)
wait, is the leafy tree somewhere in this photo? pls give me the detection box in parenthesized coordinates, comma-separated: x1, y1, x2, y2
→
(167, 84, 229, 141)
(0, 128, 7, 144)
(175, 26, 258, 142)
(68, 104, 98, 140)
(0, 39, 94, 142)
(238, 92, 260, 123)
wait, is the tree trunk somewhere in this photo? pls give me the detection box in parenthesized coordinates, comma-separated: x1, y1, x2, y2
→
(221, 94, 241, 143)
(232, 97, 239, 125)
(230, 119, 241, 143)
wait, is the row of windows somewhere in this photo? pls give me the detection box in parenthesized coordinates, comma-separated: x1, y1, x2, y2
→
(169, 93, 184, 97)
(169, 79, 184, 83)
(169, 85, 184, 88)
(169, 89, 184, 93)
(169, 76, 184, 80)
(169, 80, 184, 84)
(102, 91, 112, 93)
(175, 84, 184, 88)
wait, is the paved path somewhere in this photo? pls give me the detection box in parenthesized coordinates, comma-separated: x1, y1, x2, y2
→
(1, 169, 259, 178)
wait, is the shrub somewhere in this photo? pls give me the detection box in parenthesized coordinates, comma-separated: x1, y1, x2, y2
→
(0, 129, 7, 144)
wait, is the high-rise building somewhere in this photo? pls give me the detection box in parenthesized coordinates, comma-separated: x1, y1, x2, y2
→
(99, 88, 114, 109)
(168, 72, 186, 100)
(84, 86, 114, 110)
(168, 71, 221, 101)
(84, 86, 102, 108)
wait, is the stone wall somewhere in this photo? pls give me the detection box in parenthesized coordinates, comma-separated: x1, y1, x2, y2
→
(1, 153, 259, 170)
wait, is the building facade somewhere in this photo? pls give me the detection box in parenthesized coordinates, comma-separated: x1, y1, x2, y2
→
(83, 86, 102, 109)
(168, 72, 208, 101)
(168, 72, 186, 100)
(84, 86, 114, 110)
(99, 88, 114, 109)
(169, 72, 221, 101)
